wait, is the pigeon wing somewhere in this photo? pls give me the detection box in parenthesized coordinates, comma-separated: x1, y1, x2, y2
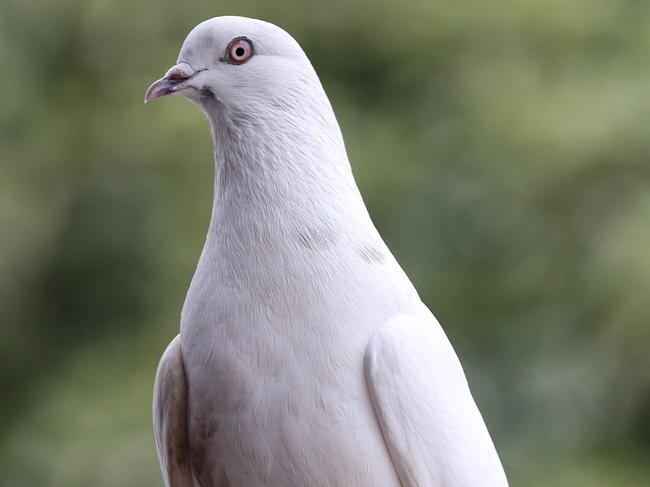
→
(153, 335, 194, 487)
(364, 309, 508, 487)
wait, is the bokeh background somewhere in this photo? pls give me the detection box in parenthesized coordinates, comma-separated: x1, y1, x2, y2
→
(1, 0, 649, 485)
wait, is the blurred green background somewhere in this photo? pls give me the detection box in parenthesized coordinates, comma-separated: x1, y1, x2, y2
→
(1, 0, 649, 485)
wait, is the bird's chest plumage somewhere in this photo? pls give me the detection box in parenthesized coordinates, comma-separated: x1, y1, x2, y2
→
(179, 251, 405, 487)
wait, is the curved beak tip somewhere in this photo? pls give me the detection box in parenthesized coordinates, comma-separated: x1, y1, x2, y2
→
(145, 64, 197, 104)
(144, 78, 169, 104)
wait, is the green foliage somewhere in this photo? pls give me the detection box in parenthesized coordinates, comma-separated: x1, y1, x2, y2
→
(1, 0, 649, 485)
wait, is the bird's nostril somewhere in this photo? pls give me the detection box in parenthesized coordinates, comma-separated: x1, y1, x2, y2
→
(167, 72, 189, 82)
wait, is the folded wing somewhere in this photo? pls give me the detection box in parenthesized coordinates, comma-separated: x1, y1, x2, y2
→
(153, 335, 194, 487)
(365, 309, 508, 487)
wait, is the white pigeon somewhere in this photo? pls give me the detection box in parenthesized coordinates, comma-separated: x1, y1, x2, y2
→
(145, 16, 508, 487)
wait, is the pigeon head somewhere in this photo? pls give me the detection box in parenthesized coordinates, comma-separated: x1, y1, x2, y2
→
(145, 16, 318, 118)
(145, 16, 350, 208)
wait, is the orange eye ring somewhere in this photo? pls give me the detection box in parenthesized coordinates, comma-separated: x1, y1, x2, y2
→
(225, 37, 254, 64)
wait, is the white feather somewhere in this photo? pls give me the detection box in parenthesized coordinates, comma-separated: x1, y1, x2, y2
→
(149, 16, 508, 486)
(366, 309, 508, 486)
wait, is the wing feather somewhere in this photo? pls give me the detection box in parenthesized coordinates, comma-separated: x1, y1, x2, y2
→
(365, 309, 508, 487)
(153, 335, 194, 487)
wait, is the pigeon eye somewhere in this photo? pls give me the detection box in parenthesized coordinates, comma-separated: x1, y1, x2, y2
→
(226, 37, 254, 64)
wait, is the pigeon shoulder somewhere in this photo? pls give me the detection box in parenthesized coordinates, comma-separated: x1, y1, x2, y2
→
(364, 307, 509, 487)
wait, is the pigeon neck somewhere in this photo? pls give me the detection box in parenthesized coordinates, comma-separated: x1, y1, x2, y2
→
(200, 101, 373, 248)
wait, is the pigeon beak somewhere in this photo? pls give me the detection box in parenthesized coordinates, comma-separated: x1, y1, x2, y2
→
(144, 75, 187, 103)
(144, 63, 195, 103)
